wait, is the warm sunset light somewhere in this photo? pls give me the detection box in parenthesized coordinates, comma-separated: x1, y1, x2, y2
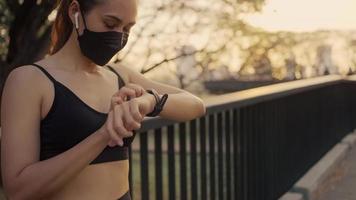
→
(245, 0, 356, 32)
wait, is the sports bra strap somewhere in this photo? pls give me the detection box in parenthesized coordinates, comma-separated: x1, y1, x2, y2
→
(31, 63, 57, 84)
(106, 65, 126, 89)
(31, 63, 125, 89)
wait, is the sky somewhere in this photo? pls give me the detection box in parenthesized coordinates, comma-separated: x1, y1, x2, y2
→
(244, 0, 356, 32)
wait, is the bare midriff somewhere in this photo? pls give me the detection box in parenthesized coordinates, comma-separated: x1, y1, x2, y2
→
(49, 160, 129, 200)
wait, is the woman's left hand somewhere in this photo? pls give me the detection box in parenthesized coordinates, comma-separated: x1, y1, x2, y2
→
(108, 83, 146, 147)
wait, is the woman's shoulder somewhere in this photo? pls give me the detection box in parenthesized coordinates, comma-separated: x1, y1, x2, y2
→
(6, 65, 45, 85)
(9, 63, 52, 82)
(4, 64, 49, 100)
(1, 65, 44, 123)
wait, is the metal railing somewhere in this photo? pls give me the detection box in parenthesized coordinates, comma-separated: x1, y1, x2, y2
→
(128, 75, 356, 200)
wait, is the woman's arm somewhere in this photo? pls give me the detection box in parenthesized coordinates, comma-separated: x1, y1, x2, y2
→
(1, 66, 111, 200)
(112, 64, 206, 122)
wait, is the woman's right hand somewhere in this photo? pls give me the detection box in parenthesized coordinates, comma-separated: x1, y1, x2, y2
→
(99, 106, 141, 147)
(106, 84, 147, 146)
(101, 97, 149, 147)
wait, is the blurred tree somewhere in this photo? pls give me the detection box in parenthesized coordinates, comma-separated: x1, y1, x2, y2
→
(238, 31, 297, 80)
(0, 0, 266, 89)
(1, 0, 352, 97)
(0, 0, 56, 94)
(114, 0, 266, 90)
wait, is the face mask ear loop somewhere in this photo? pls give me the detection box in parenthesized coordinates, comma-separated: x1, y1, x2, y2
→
(121, 32, 129, 47)
(80, 9, 88, 30)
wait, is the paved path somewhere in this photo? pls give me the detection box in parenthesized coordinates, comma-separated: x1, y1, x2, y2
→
(317, 146, 356, 200)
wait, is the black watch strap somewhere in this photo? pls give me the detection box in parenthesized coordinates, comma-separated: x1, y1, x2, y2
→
(146, 89, 159, 104)
(146, 89, 168, 117)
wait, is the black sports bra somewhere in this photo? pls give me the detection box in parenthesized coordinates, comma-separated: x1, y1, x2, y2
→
(31, 63, 136, 164)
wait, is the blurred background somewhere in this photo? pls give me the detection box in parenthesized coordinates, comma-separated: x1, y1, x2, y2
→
(1, 0, 356, 199)
(1, 0, 356, 98)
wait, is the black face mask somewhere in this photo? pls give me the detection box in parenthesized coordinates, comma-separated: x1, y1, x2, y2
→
(75, 9, 129, 66)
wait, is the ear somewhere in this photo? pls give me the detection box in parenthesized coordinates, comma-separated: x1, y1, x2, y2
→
(68, 0, 80, 26)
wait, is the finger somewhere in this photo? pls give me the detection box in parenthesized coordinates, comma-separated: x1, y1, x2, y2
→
(106, 111, 124, 146)
(113, 105, 133, 138)
(110, 96, 124, 110)
(127, 83, 145, 97)
(140, 88, 145, 96)
(107, 111, 124, 146)
(111, 89, 129, 102)
(122, 103, 141, 132)
(123, 102, 141, 130)
(108, 139, 117, 147)
(118, 87, 136, 100)
(129, 99, 144, 123)
(112, 96, 124, 104)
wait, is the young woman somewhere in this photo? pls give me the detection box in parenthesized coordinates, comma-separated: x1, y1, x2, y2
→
(0, 0, 206, 199)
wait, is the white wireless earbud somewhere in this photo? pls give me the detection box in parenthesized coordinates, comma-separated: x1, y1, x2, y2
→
(74, 12, 79, 29)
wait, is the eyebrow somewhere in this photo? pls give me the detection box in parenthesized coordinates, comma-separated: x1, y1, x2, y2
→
(104, 15, 136, 26)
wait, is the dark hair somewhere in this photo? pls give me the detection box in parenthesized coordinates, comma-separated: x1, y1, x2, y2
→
(50, 0, 103, 54)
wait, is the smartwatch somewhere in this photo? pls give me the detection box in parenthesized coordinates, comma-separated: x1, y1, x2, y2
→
(146, 89, 168, 117)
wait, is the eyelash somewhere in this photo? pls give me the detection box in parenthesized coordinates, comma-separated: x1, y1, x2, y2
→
(105, 24, 116, 29)
(105, 24, 130, 33)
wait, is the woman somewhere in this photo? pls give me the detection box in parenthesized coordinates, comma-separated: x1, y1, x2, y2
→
(0, 0, 206, 199)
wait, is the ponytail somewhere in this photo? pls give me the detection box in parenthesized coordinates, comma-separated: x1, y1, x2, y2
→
(50, 0, 73, 55)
